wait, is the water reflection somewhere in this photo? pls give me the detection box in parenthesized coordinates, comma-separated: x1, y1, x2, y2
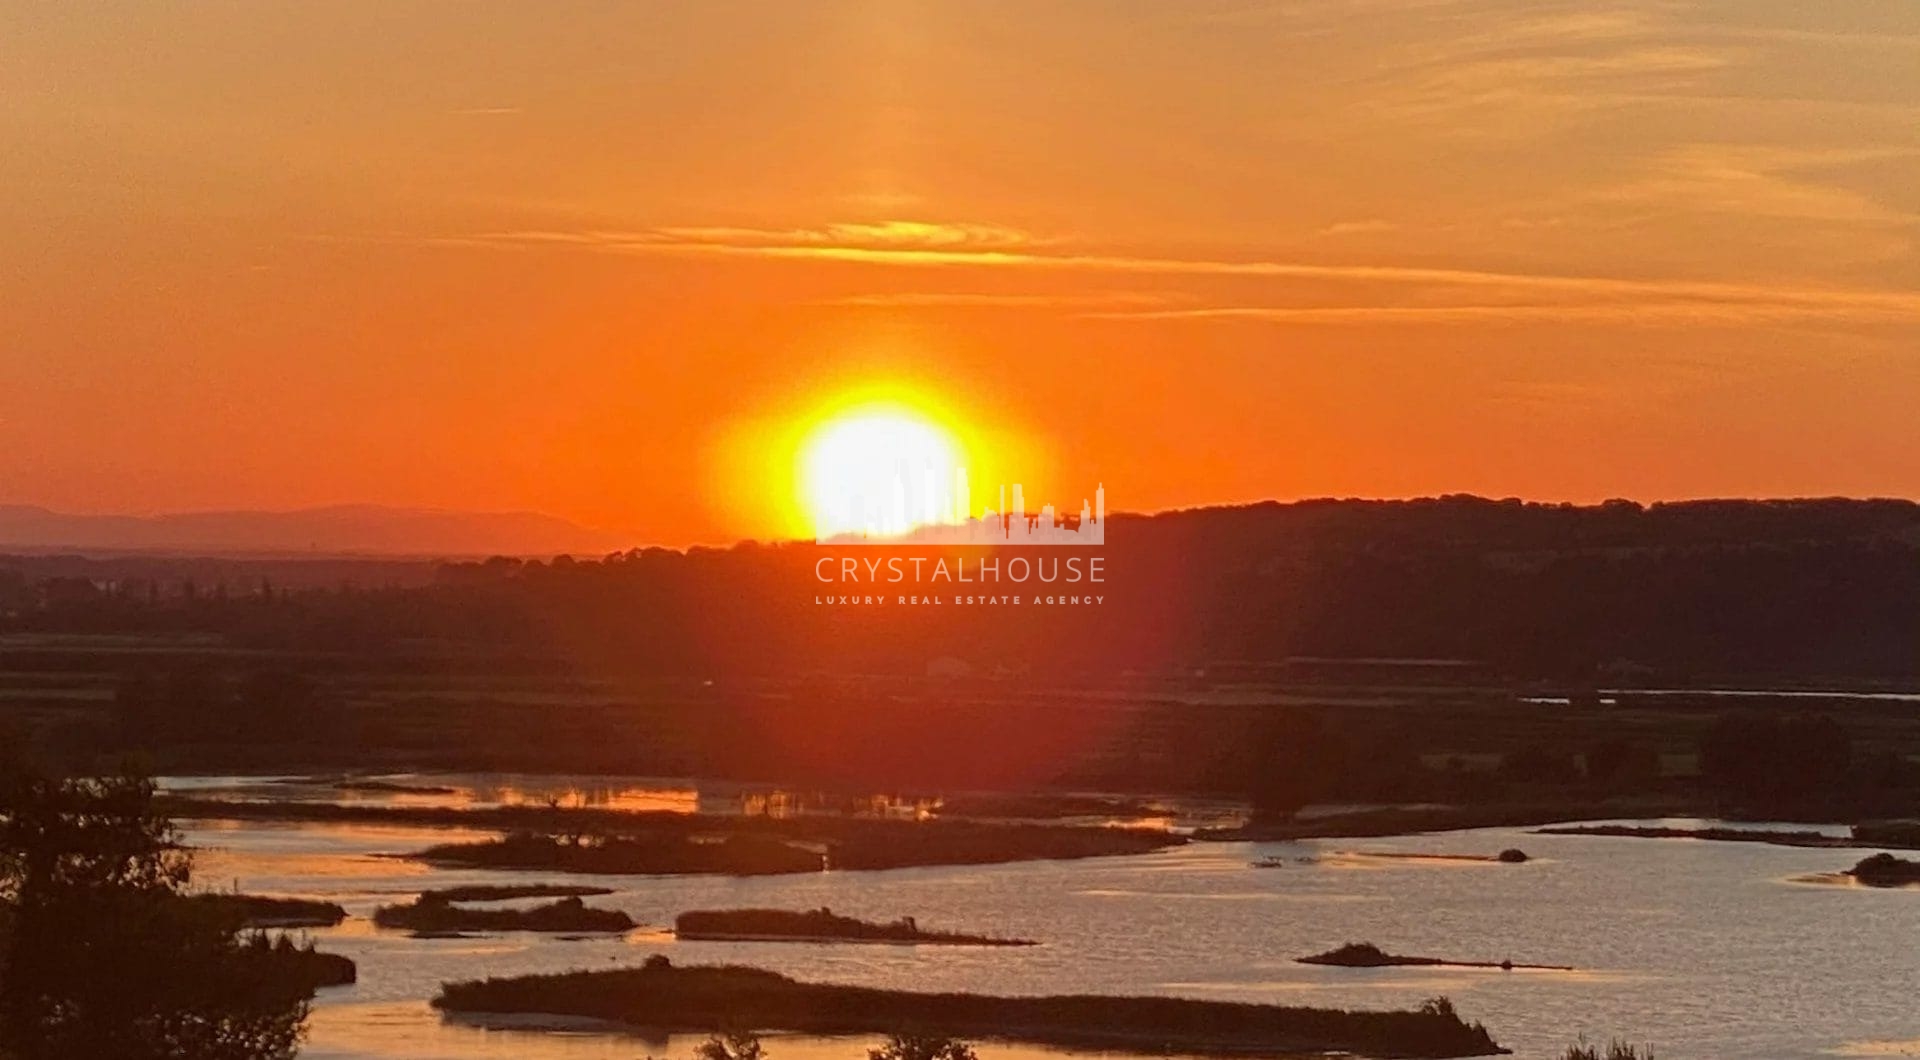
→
(174, 791, 1920, 1060)
(159, 774, 1236, 830)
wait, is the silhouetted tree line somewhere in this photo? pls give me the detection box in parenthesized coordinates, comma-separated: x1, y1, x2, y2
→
(6, 497, 1919, 682)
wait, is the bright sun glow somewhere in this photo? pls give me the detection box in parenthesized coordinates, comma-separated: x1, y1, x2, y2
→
(801, 406, 965, 539)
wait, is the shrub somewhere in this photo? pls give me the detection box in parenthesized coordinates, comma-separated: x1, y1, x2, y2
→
(1562, 1039, 1654, 1060)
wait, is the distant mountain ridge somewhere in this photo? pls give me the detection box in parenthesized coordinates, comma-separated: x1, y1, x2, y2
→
(0, 504, 634, 558)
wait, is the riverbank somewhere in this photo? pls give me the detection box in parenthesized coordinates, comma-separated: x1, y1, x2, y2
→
(433, 957, 1506, 1058)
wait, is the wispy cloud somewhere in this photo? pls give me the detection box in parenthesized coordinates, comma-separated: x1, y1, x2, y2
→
(1598, 144, 1920, 227)
(441, 219, 1920, 324)
(818, 291, 1186, 310)
(661, 220, 1039, 251)
(1080, 301, 1920, 326)
(1317, 219, 1400, 237)
(1314, 5, 1732, 133)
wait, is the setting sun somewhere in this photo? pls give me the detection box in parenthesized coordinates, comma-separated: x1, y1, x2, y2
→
(800, 405, 965, 539)
(9, 5, 1920, 1059)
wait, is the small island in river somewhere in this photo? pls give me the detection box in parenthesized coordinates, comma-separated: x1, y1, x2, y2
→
(374, 894, 635, 933)
(193, 893, 349, 928)
(1299, 942, 1571, 972)
(433, 956, 1507, 1058)
(403, 818, 1178, 877)
(674, 907, 1034, 946)
(1846, 852, 1920, 887)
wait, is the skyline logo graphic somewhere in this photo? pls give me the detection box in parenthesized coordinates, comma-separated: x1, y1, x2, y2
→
(815, 466, 1106, 547)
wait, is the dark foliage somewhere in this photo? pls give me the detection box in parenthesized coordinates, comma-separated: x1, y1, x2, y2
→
(869, 1033, 978, 1060)
(675, 907, 1030, 946)
(1852, 820, 1920, 845)
(1846, 852, 1920, 887)
(11, 498, 1920, 808)
(193, 893, 347, 928)
(12, 496, 1920, 683)
(433, 958, 1504, 1057)
(1296, 942, 1564, 971)
(409, 818, 1176, 877)
(0, 768, 318, 1060)
(1298, 942, 1433, 967)
(1561, 1041, 1654, 1060)
(1699, 711, 1852, 812)
(695, 1029, 766, 1060)
(372, 894, 634, 933)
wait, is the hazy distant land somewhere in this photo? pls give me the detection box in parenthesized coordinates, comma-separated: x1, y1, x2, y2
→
(0, 503, 633, 557)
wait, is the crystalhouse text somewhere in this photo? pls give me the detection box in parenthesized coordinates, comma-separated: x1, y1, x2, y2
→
(813, 555, 1104, 584)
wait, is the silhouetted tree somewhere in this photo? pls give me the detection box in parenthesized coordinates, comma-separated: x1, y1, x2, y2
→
(695, 1029, 765, 1060)
(0, 765, 313, 1059)
(869, 1033, 978, 1060)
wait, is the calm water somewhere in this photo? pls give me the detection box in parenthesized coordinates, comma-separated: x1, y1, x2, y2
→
(175, 781, 1920, 1060)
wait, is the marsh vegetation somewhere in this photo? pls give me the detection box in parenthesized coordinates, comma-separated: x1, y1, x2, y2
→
(432, 957, 1506, 1058)
(373, 893, 636, 933)
(193, 892, 348, 928)
(674, 907, 1033, 946)
(1845, 852, 1920, 887)
(1298, 942, 1570, 971)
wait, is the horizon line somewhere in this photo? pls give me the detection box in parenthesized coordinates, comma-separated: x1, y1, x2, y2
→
(5, 492, 1919, 562)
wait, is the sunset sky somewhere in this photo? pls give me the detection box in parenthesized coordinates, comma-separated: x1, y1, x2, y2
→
(5, 1, 1919, 545)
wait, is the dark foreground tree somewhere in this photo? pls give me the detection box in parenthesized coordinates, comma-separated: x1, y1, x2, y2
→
(0, 766, 314, 1060)
(694, 1030, 766, 1060)
(868, 1033, 978, 1060)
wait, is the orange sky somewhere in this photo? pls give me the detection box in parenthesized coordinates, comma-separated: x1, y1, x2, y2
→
(4, 1, 1919, 545)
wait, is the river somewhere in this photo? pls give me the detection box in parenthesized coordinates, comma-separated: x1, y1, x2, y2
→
(170, 776, 1920, 1060)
